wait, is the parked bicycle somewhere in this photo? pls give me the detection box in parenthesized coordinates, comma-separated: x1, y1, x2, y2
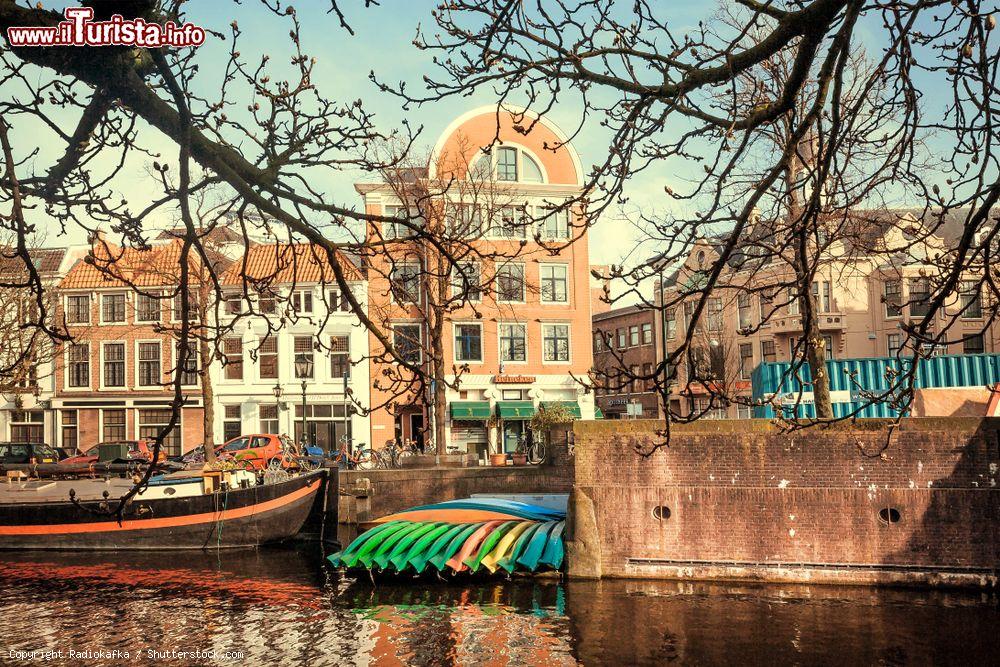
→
(520, 430, 546, 465)
(332, 437, 371, 470)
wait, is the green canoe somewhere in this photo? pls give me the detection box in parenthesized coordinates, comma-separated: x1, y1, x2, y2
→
(348, 521, 413, 568)
(369, 522, 427, 569)
(429, 522, 484, 571)
(330, 520, 404, 567)
(410, 523, 469, 573)
(388, 522, 445, 570)
(400, 523, 455, 572)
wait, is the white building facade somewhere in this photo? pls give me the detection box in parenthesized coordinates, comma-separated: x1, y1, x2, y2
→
(213, 245, 370, 453)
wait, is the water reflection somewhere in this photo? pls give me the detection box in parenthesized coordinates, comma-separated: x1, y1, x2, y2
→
(0, 548, 995, 666)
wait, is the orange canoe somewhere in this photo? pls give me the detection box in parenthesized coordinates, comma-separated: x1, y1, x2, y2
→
(372, 509, 521, 525)
(445, 520, 504, 572)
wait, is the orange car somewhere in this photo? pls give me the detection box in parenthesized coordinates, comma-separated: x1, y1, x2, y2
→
(216, 434, 294, 470)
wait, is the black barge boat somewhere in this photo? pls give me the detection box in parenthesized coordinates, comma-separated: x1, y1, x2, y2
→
(0, 470, 324, 550)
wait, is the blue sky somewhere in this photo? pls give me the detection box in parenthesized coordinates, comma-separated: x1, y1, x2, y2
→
(11, 1, 969, 269)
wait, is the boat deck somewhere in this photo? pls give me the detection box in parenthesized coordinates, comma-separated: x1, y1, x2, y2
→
(0, 476, 193, 504)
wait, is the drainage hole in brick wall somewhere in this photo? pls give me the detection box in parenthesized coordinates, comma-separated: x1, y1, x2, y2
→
(652, 505, 671, 521)
(878, 507, 901, 524)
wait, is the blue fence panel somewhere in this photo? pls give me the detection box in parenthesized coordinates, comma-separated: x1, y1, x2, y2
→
(750, 353, 1000, 419)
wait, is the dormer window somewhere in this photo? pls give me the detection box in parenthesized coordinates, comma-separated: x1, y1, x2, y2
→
(471, 146, 545, 183)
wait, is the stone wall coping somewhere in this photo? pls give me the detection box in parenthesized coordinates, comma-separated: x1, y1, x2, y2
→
(572, 416, 1000, 435)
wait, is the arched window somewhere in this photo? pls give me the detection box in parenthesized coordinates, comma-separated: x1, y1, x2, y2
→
(469, 145, 547, 183)
(522, 153, 543, 183)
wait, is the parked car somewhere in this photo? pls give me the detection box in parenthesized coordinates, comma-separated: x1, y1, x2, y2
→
(0, 442, 61, 465)
(53, 447, 78, 461)
(216, 434, 291, 470)
(59, 440, 163, 466)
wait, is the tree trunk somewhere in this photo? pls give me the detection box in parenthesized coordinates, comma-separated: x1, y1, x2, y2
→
(432, 354, 447, 455)
(199, 332, 217, 464)
(798, 290, 833, 419)
(785, 140, 833, 420)
(197, 283, 217, 465)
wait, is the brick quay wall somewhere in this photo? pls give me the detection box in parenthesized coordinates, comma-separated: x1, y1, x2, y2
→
(566, 418, 1000, 588)
(337, 443, 574, 525)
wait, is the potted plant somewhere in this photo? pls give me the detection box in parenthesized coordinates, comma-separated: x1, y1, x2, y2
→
(511, 438, 528, 466)
(487, 414, 507, 466)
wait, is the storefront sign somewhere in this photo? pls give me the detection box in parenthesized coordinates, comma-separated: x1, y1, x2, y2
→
(493, 375, 535, 384)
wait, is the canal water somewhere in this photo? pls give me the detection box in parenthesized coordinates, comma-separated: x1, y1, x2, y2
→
(0, 547, 996, 665)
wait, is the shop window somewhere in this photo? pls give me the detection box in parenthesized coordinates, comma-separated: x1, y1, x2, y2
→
(102, 409, 126, 441)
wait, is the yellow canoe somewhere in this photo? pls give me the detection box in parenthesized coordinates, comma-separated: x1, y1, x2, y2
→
(479, 521, 534, 573)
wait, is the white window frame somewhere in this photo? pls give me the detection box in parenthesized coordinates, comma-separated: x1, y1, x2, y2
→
(495, 262, 526, 304)
(537, 203, 570, 240)
(171, 293, 200, 323)
(887, 333, 902, 357)
(390, 262, 422, 304)
(382, 203, 421, 240)
(453, 322, 484, 364)
(64, 294, 91, 325)
(392, 322, 423, 365)
(64, 342, 91, 391)
(100, 341, 127, 390)
(175, 342, 200, 387)
(223, 293, 243, 317)
(444, 202, 483, 239)
(100, 292, 127, 325)
(450, 261, 482, 303)
(498, 322, 528, 364)
(291, 289, 314, 315)
(540, 322, 571, 364)
(487, 206, 529, 241)
(539, 263, 569, 304)
(134, 292, 161, 323)
(293, 335, 316, 379)
(222, 336, 245, 382)
(259, 403, 280, 434)
(258, 336, 279, 381)
(100, 408, 129, 443)
(137, 408, 181, 456)
(471, 144, 549, 184)
(134, 339, 162, 389)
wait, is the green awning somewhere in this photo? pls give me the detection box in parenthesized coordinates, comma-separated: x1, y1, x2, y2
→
(594, 407, 604, 419)
(540, 401, 582, 419)
(496, 400, 536, 420)
(450, 401, 492, 420)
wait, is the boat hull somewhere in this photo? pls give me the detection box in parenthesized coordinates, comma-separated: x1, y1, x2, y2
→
(0, 471, 324, 550)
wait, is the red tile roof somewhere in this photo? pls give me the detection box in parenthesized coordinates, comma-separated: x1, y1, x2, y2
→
(221, 243, 363, 286)
(0, 247, 66, 277)
(59, 239, 229, 290)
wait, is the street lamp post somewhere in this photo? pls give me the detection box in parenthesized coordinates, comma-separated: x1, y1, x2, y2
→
(343, 364, 353, 456)
(294, 357, 313, 447)
(272, 384, 282, 435)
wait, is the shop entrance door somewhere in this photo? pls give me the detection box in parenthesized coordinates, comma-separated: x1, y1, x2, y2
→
(502, 421, 525, 453)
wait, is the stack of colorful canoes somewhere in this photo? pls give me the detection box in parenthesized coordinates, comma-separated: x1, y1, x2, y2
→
(327, 498, 566, 575)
